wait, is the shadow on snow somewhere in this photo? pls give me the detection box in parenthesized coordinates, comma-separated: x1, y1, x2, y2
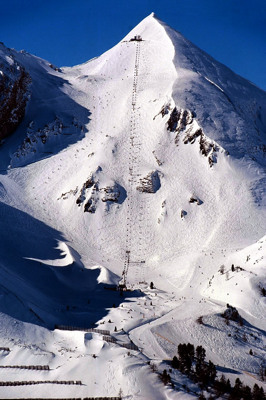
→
(0, 202, 139, 329)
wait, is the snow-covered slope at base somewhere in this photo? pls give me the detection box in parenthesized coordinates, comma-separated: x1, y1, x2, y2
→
(0, 12, 265, 399)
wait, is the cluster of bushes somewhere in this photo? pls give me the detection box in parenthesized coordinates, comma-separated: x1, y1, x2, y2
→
(171, 343, 265, 399)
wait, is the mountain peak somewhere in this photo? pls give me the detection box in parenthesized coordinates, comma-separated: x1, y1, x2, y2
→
(0, 13, 265, 398)
(122, 12, 171, 43)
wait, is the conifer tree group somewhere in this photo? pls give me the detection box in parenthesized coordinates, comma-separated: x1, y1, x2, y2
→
(171, 343, 265, 399)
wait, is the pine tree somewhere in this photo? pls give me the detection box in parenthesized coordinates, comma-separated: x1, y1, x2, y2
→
(214, 374, 228, 397)
(161, 369, 171, 385)
(252, 384, 265, 400)
(172, 355, 179, 369)
(229, 378, 243, 399)
(177, 343, 194, 374)
(196, 345, 206, 364)
(241, 385, 252, 400)
(207, 360, 216, 383)
(195, 345, 206, 378)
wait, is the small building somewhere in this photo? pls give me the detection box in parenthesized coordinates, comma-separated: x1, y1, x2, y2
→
(130, 35, 142, 42)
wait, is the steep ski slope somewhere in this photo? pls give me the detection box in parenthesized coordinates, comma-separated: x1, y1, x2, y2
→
(0, 12, 265, 399)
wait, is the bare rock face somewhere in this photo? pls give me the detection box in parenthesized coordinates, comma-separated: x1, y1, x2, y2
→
(101, 185, 122, 203)
(189, 196, 203, 205)
(180, 209, 187, 219)
(83, 182, 126, 213)
(166, 105, 219, 167)
(167, 107, 194, 136)
(153, 103, 171, 120)
(137, 171, 161, 193)
(11, 118, 85, 167)
(75, 168, 126, 213)
(0, 46, 31, 140)
(76, 175, 96, 206)
(84, 196, 97, 213)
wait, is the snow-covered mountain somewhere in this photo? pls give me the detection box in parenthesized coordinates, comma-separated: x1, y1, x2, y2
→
(0, 13, 265, 399)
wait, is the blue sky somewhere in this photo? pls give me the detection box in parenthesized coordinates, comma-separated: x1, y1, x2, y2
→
(1, 0, 265, 90)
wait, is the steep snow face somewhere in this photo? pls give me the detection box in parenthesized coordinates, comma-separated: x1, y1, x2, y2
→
(0, 15, 265, 398)
(160, 16, 266, 161)
(57, 14, 265, 269)
(0, 13, 265, 300)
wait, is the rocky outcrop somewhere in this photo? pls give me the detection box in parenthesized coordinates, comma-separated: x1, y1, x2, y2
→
(184, 127, 218, 167)
(101, 185, 122, 203)
(75, 169, 126, 213)
(180, 209, 187, 219)
(153, 103, 171, 120)
(152, 150, 162, 166)
(11, 118, 85, 166)
(76, 175, 96, 206)
(166, 105, 219, 167)
(167, 107, 194, 137)
(76, 169, 100, 213)
(189, 196, 203, 205)
(84, 196, 97, 213)
(136, 171, 161, 193)
(0, 47, 31, 140)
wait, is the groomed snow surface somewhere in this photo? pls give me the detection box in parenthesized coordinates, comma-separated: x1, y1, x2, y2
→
(0, 13, 265, 399)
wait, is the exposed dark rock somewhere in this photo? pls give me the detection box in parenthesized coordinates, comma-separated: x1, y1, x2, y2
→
(12, 118, 66, 162)
(181, 209, 187, 218)
(199, 135, 218, 160)
(167, 107, 194, 146)
(78, 181, 98, 208)
(189, 196, 203, 205)
(153, 103, 171, 120)
(222, 304, 243, 325)
(84, 198, 97, 213)
(76, 167, 102, 206)
(137, 171, 161, 193)
(178, 109, 194, 132)
(165, 105, 219, 167)
(152, 150, 162, 166)
(160, 104, 171, 117)
(101, 186, 120, 202)
(167, 107, 194, 134)
(208, 154, 216, 167)
(57, 187, 78, 201)
(184, 128, 202, 144)
(167, 107, 181, 132)
(0, 62, 31, 140)
(184, 128, 218, 167)
(48, 63, 62, 73)
(84, 177, 94, 189)
(76, 171, 126, 213)
(101, 183, 126, 204)
(183, 126, 219, 168)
